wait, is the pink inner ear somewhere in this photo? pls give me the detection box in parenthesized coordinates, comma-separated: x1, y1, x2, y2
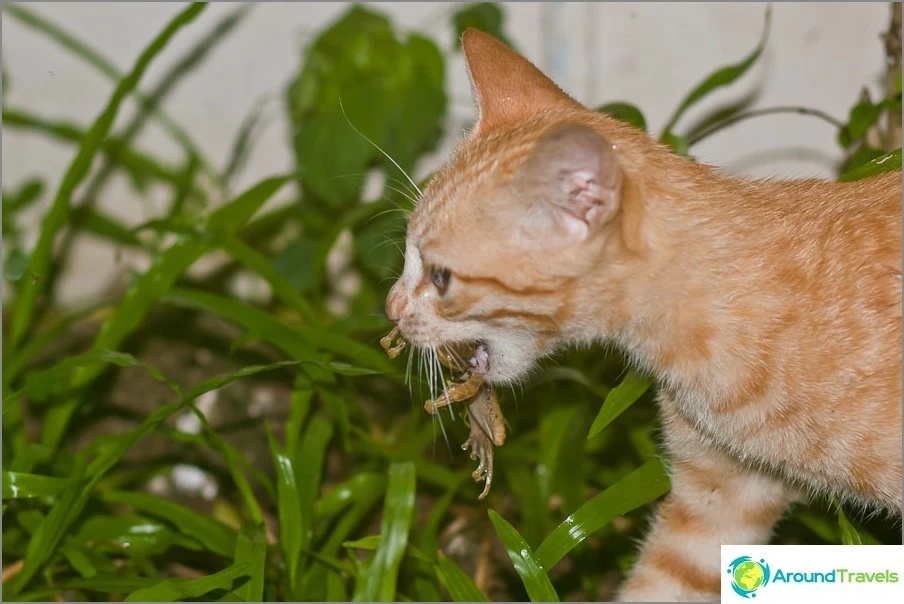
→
(561, 169, 605, 223)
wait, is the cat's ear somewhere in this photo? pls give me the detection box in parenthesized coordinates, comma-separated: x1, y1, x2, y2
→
(513, 123, 623, 240)
(461, 28, 580, 131)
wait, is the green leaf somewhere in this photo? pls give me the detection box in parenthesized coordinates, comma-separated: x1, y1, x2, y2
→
(223, 95, 269, 194)
(452, 3, 513, 49)
(73, 207, 143, 248)
(234, 525, 267, 602)
(535, 458, 670, 570)
(315, 471, 387, 524)
(64, 575, 159, 594)
(99, 490, 237, 558)
(844, 147, 887, 172)
(435, 552, 489, 602)
(586, 371, 651, 440)
(59, 538, 100, 578)
(6, 3, 206, 353)
(833, 500, 863, 545)
(75, 513, 200, 557)
(352, 461, 417, 602)
(661, 5, 771, 136)
(661, 132, 691, 157)
(838, 148, 901, 182)
(3, 247, 28, 282)
(287, 5, 446, 207)
(846, 102, 881, 142)
(538, 406, 580, 505)
(124, 562, 251, 602)
(488, 510, 559, 602)
(296, 415, 335, 552)
(597, 102, 647, 132)
(265, 425, 304, 594)
(2, 472, 69, 499)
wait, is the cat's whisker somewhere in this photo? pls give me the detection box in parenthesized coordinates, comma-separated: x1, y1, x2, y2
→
(339, 96, 422, 198)
(432, 346, 456, 422)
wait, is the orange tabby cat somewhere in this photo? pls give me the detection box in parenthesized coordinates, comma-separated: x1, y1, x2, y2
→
(385, 29, 902, 601)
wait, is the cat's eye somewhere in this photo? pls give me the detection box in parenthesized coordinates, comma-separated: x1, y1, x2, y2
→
(430, 266, 452, 294)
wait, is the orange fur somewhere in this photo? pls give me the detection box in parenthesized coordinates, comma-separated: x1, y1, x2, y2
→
(386, 29, 902, 601)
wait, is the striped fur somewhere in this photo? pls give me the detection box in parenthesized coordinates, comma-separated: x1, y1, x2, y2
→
(385, 29, 903, 601)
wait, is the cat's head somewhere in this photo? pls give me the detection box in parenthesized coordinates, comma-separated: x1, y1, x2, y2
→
(386, 29, 650, 384)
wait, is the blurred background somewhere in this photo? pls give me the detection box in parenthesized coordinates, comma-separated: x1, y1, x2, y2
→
(3, 2, 896, 305)
(2, 3, 901, 602)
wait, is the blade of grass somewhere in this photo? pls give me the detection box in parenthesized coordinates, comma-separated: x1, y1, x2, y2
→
(285, 379, 313, 460)
(661, 5, 771, 136)
(3, 2, 219, 183)
(265, 425, 304, 594)
(538, 405, 579, 503)
(6, 2, 207, 353)
(315, 471, 386, 525)
(223, 94, 272, 194)
(71, 206, 143, 248)
(586, 371, 651, 440)
(2, 472, 69, 500)
(296, 414, 335, 558)
(535, 458, 670, 570)
(98, 490, 238, 558)
(234, 524, 267, 602)
(352, 461, 417, 602)
(435, 552, 489, 602)
(487, 510, 558, 602)
(123, 562, 251, 602)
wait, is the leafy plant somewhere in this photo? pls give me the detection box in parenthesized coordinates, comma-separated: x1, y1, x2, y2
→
(2, 3, 898, 602)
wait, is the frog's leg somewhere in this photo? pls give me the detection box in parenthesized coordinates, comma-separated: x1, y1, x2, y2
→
(462, 385, 506, 500)
(424, 372, 483, 414)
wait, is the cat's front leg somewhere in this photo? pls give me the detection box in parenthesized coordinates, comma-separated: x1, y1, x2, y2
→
(617, 397, 797, 602)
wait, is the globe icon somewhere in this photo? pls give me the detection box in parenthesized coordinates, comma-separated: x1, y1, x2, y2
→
(733, 560, 765, 592)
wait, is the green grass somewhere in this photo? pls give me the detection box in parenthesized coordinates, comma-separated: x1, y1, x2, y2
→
(3, 3, 900, 602)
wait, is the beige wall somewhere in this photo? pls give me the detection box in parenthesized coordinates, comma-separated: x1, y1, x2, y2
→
(1, 2, 892, 304)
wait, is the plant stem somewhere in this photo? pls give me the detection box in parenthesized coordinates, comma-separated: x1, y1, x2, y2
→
(687, 106, 844, 147)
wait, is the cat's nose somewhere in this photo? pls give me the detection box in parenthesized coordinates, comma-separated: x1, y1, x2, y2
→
(385, 287, 407, 322)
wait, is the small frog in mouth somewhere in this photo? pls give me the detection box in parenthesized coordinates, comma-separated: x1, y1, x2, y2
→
(380, 327, 506, 500)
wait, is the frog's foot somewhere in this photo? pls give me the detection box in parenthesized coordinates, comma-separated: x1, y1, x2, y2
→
(380, 326, 407, 359)
(462, 423, 495, 501)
